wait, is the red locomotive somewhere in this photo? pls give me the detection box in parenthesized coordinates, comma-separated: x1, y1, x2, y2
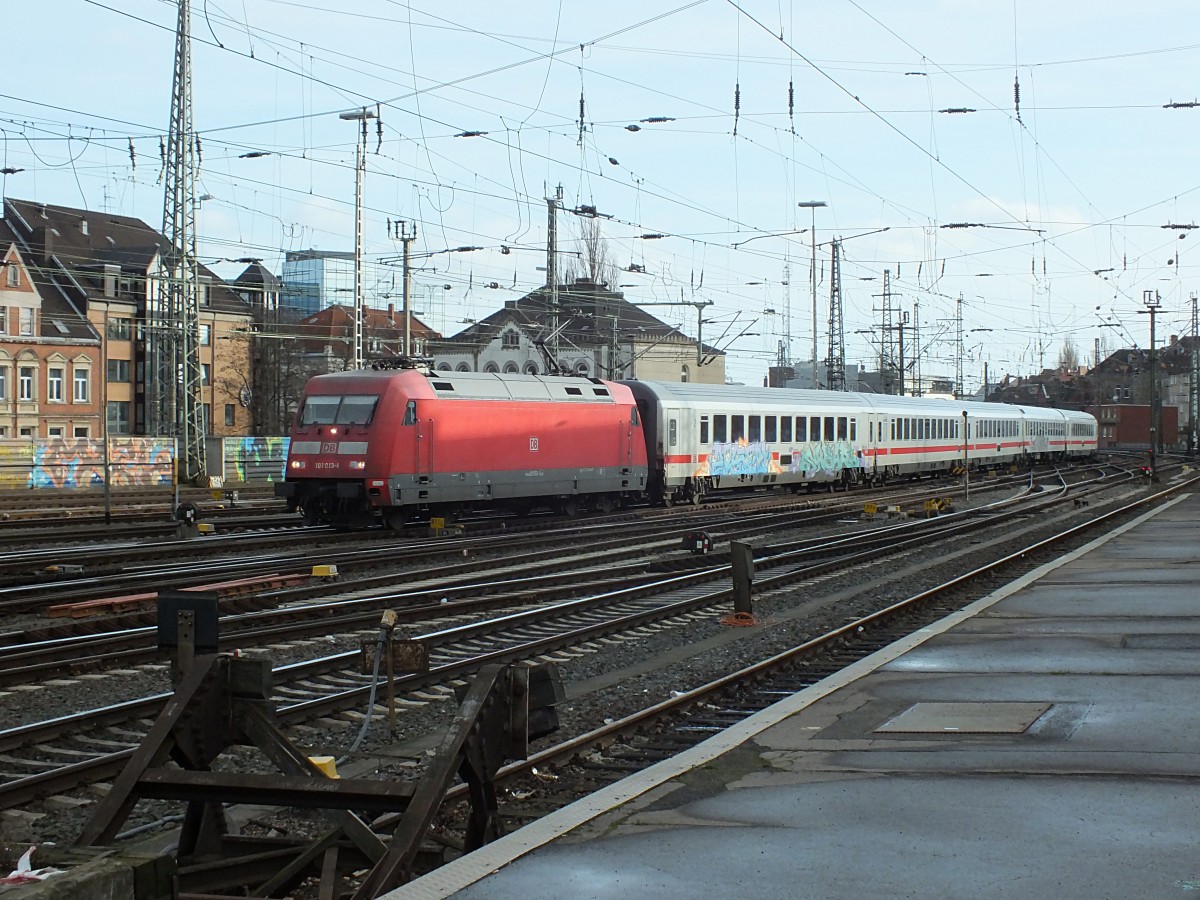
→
(276, 364, 648, 529)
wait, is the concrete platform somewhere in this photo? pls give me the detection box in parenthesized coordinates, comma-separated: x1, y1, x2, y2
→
(392, 492, 1200, 899)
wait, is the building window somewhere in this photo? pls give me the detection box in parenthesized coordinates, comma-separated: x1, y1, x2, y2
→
(74, 426, 89, 439)
(225, 403, 235, 427)
(6, 265, 18, 288)
(503, 362, 519, 373)
(74, 368, 89, 402)
(107, 359, 131, 382)
(19, 426, 33, 438)
(0, 308, 6, 334)
(48, 426, 64, 438)
(0, 367, 6, 401)
(19, 309, 33, 336)
(455, 363, 471, 372)
(681, 364, 690, 383)
(200, 324, 212, 346)
(19, 366, 34, 401)
(501, 331, 519, 349)
(202, 363, 210, 384)
(48, 367, 65, 402)
(107, 400, 131, 435)
(483, 363, 499, 373)
(107, 317, 132, 340)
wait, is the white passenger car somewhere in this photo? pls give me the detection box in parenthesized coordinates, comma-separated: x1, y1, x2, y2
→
(622, 381, 1098, 505)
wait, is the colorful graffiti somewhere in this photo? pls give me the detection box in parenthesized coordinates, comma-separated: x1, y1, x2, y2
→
(226, 436, 290, 483)
(790, 441, 863, 476)
(695, 439, 783, 478)
(25, 438, 175, 488)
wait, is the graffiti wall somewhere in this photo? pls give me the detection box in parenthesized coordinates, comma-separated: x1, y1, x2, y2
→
(17, 438, 176, 489)
(0, 436, 293, 489)
(222, 436, 290, 483)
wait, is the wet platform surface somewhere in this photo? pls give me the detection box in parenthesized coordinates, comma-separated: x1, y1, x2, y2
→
(395, 491, 1200, 900)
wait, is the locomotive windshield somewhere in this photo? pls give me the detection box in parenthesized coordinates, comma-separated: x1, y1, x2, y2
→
(299, 394, 379, 426)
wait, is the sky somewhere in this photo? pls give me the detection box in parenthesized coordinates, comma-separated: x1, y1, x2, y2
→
(6, 0, 1200, 388)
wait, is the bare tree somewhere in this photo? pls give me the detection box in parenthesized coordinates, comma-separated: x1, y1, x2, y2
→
(562, 216, 619, 288)
(1058, 336, 1079, 372)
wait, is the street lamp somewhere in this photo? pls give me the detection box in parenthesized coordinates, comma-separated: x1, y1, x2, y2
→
(340, 107, 377, 369)
(798, 201, 827, 388)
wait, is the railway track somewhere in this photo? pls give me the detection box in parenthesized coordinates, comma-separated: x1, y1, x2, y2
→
(0, 465, 1109, 678)
(0, 465, 1153, 823)
(1, 465, 1092, 619)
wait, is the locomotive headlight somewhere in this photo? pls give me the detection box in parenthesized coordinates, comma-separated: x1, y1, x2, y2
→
(350, 460, 366, 470)
(290, 460, 306, 470)
(328, 427, 339, 436)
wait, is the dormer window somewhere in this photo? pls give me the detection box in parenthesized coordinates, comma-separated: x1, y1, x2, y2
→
(5, 265, 17, 288)
(501, 330, 519, 349)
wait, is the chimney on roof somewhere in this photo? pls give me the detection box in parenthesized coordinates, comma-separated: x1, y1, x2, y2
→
(505, 300, 517, 309)
(34, 226, 54, 264)
(387, 302, 394, 321)
(102, 264, 119, 298)
(1169, 334, 1178, 345)
(39, 204, 47, 220)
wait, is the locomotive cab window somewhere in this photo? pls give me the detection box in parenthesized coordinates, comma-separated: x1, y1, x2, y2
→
(402, 400, 417, 426)
(338, 395, 378, 425)
(299, 395, 340, 426)
(714, 415, 727, 443)
(299, 394, 379, 426)
(631, 407, 640, 426)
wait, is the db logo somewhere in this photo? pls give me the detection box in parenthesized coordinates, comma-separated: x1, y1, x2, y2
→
(322, 442, 337, 453)
(529, 437, 539, 451)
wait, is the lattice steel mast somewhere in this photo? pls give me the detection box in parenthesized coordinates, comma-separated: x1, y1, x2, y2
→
(156, 0, 205, 480)
(825, 239, 845, 391)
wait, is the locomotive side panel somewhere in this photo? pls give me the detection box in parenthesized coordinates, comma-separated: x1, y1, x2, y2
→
(387, 391, 646, 509)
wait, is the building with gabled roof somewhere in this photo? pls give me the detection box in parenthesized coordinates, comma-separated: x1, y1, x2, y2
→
(1, 198, 254, 437)
(428, 278, 725, 384)
(289, 303, 441, 371)
(0, 221, 101, 438)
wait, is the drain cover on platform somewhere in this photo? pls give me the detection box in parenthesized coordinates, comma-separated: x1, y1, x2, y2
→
(876, 701, 1051, 734)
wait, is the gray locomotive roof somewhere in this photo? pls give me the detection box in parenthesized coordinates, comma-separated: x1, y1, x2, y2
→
(309, 367, 623, 403)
